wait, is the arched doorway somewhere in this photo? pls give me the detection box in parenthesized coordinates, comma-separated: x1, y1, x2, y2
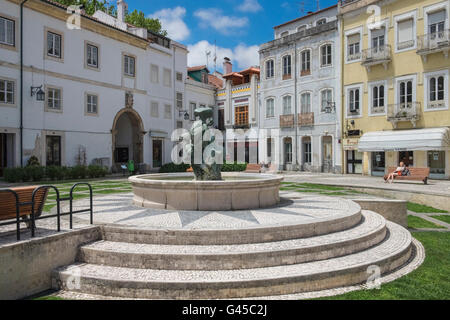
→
(112, 108, 145, 168)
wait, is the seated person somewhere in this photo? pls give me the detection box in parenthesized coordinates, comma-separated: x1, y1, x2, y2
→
(385, 162, 406, 184)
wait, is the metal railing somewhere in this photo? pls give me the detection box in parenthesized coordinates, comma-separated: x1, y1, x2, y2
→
(0, 183, 93, 241)
(387, 102, 421, 121)
(362, 45, 392, 63)
(298, 112, 315, 126)
(280, 114, 295, 128)
(417, 30, 450, 52)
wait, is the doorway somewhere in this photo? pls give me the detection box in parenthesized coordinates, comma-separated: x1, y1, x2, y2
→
(372, 152, 386, 176)
(428, 151, 445, 179)
(152, 139, 163, 168)
(112, 109, 144, 167)
(46, 135, 61, 166)
(399, 151, 414, 167)
(0, 133, 14, 176)
(322, 136, 333, 173)
(284, 137, 293, 169)
(347, 150, 363, 174)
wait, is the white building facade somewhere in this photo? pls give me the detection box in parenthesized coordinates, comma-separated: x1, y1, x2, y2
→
(258, 5, 343, 173)
(0, 0, 216, 174)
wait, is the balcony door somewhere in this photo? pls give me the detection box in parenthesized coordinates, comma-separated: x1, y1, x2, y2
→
(371, 28, 385, 52)
(235, 106, 249, 127)
(428, 10, 445, 37)
(399, 80, 413, 107)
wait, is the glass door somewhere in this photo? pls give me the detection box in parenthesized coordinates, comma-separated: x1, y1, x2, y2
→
(322, 136, 333, 173)
(152, 139, 163, 168)
(399, 151, 414, 167)
(372, 152, 386, 176)
(46, 136, 61, 166)
(428, 151, 445, 179)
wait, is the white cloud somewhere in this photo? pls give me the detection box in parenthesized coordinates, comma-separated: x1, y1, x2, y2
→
(149, 7, 190, 41)
(194, 8, 248, 35)
(238, 0, 263, 13)
(187, 41, 260, 71)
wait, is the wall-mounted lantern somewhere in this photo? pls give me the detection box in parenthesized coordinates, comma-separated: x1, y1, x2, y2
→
(31, 85, 45, 101)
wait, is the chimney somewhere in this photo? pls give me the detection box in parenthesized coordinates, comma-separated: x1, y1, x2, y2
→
(117, 0, 128, 23)
(223, 57, 232, 74)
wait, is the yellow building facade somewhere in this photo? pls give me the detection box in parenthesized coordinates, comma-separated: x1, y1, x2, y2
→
(339, 0, 450, 179)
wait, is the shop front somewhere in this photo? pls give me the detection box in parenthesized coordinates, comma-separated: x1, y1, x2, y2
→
(343, 138, 363, 174)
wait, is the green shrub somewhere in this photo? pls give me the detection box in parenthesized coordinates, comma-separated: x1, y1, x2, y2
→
(71, 165, 87, 179)
(88, 165, 107, 178)
(222, 163, 247, 172)
(159, 163, 191, 173)
(28, 166, 45, 182)
(3, 168, 24, 183)
(26, 156, 40, 167)
(46, 166, 61, 181)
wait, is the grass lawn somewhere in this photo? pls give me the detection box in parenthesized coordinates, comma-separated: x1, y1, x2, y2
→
(407, 202, 448, 214)
(319, 232, 450, 300)
(280, 182, 364, 197)
(430, 215, 450, 225)
(407, 216, 445, 229)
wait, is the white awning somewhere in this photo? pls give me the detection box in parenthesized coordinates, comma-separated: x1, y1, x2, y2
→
(358, 128, 450, 152)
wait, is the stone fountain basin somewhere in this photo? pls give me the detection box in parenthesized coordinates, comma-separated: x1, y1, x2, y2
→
(129, 173, 284, 211)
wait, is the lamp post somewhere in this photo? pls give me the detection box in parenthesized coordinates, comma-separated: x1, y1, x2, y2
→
(31, 85, 45, 101)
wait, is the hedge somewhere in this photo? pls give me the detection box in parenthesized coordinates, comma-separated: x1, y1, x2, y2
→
(2, 165, 108, 183)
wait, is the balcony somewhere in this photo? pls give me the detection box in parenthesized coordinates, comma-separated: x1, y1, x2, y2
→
(298, 113, 315, 127)
(417, 30, 450, 62)
(387, 102, 421, 128)
(233, 123, 250, 130)
(361, 45, 392, 71)
(339, 0, 380, 15)
(280, 114, 295, 128)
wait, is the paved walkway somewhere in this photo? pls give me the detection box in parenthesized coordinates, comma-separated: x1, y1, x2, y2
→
(282, 172, 450, 196)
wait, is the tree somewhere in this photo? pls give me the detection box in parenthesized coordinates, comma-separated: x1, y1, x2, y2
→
(53, 0, 166, 35)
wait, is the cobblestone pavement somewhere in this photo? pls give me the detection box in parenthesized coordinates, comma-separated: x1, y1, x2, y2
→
(282, 172, 450, 196)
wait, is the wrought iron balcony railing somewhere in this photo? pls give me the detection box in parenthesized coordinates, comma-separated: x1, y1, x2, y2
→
(387, 102, 421, 128)
(417, 30, 450, 55)
(361, 45, 391, 69)
(298, 112, 315, 127)
(280, 114, 295, 128)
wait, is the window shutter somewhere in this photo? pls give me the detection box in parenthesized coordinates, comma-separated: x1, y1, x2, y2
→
(398, 19, 413, 42)
(348, 33, 360, 44)
(428, 10, 446, 25)
(6, 19, 14, 45)
(0, 18, 5, 43)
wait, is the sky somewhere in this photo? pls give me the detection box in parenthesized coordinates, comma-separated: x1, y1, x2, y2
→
(123, 0, 338, 72)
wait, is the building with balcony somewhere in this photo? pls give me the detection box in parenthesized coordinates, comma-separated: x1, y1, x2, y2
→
(215, 58, 260, 163)
(258, 5, 342, 173)
(339, 0, 450, 179)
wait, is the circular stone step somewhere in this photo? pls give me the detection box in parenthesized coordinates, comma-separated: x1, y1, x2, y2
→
(54, 222, 412, 300)
(70, 194, 362, 245)
(78, 211, 386, 270)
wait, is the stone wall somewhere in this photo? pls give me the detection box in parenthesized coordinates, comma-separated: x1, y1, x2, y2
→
(0, 227, 101, 300)
(353, 199, 408, 228)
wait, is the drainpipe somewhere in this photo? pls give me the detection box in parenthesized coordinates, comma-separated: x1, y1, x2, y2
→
(20, 0, 30, 168)
(294, 42, 299, 170)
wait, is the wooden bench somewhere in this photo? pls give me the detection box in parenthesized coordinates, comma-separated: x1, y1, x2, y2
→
(245, 164, 262, 173)
(384, 167, 430, 185)
(0, 186, 49, 223)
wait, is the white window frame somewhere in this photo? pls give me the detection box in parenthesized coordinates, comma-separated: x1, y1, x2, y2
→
(151, 64, 159, 84)
(163, 68, 172, 87)
(320, 43, 333, 68)
(345, 84, 364, 118)
(151, 101, 159, 118)
(368, 19, 389, 49)
(300, 49, 311, 74)
(123, 53, 136, 78)
(282, 54, 292, 78)
(0, 78, 15, 106)
(344, 26, 363, 63)
(297, 25, 307, 33)
(282, 95, 292, 115)
(265, 59, 274, 79)
(0, 16, 15, 47)
(320, 88, 334, 113)
(85, 93, 99, 116)
(45, 28, 63, 61)
(176, 72, 183, 82)
(45, 86, 63, 112)
(394, 74, 417, 107)
(424, 70, 448, 111)
(394, 10, 417, 53)
(316, 18, 327, 26)
(423, 2, 449, 35)
(368, 80, 388, 116)
(300, 91, 312, 114)
(266, 98, 275, 118)
(85, 41, 99, 70)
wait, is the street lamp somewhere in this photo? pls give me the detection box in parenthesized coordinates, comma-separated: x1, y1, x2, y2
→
(325, 101, 336, 114)
(31, 85, 45, 101)
(178, 110, 190, 121)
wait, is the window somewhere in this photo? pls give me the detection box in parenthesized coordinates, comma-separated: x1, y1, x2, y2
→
(189, 102, 196, 120)
(301, 50, 311, 75)
(163, 68, 172, 87)
(176, 72, 183, 82)
(164, 104, 172, 119)
(371, 84, 385, 114)
(46, 136, 61, 166)
(282, 55, 292, 79)
(235, 106, 249, 126)
(86, 94, 98, 114)
(266, 98, 274, 118)
(348, 88, 360, 115)
(174, 92, 182, 110)
(0, 79, 14, 105)
(283, 96, 292, 115)
(0, 17, 15, 46)
(399, 80, 413, 105)
(428, 10, 445, 35)
(347, 33, 361, 61)
(320, 44, 332, 67)
(284, 138, 292, 164)
(303, 138, 312, 164)
(86, 43, 98, 68)
(177, 121, 183, 129)
(47, 87, 62, 111)
(266, 60, 274, 79)
(428, 75, 446, 109)
(397, 19, 414, 50)
(151, 65, 159, 83)
(280, 31, 289, 37)
(371, 28, 385, 50)
(123, 55, 135, 77)
(301, 92, 311, 114)
(47, 31, 62, 58)
(297, 25, 307, 33)
(151, 102, 159, 118)
(321, 89, 333, 112)
(317, 18, 327, 26)
(267, 138, 273, 158)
